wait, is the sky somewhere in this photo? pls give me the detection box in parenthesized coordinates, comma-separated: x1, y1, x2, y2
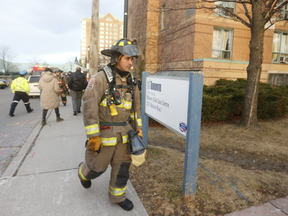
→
(0, 0, 124, 64)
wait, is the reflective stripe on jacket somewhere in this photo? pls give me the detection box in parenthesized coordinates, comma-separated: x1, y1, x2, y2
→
(11, 77, 30, 94)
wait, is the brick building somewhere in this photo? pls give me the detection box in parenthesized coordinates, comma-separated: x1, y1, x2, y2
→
(127, 0, 288, 85)
(80, 13, 123, 69)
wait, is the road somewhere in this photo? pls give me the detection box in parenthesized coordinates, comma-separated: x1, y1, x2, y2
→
(0, 87, 41, 176)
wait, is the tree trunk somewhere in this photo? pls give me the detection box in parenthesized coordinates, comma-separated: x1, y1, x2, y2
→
(240, 3, 265, 129)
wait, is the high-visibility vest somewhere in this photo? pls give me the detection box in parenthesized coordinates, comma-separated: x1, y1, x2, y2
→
(11, 77, 30, 94)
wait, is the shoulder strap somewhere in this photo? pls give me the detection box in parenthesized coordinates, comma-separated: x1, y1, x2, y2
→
(103, 66, 114, 84)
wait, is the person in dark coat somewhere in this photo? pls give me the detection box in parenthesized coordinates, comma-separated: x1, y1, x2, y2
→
(68, 67, 88, 115)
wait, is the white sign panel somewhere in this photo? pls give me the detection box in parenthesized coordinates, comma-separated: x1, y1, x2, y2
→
(145, 76, 189, 138)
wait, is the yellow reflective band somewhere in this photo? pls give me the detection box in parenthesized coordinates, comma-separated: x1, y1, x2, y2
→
(124, 101, 132, 109)
(130, 112, 137, 120)
(137, 118, 142, 126)
(100, 99, 107, 107)
(78, 164, 88, 181)
(122, 135, 128, 144)
(101, 137, 117, 146)
(128, 41, 132, 45)
(119, 41, 124, 46)
(115, 99, 132, 109)
(109, 185, 126, 196)
(85, 124, 100, 135)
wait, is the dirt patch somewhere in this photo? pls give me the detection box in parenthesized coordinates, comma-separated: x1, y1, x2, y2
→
(129, 117, 288, 216)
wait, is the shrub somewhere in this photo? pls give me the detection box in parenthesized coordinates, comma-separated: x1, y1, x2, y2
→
(201, 79, 288, 122)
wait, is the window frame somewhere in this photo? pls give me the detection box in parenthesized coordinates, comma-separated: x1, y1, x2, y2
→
(272, 31, 288, 63)
(215, 1, 235, 17)
(212, 27, 233, 60)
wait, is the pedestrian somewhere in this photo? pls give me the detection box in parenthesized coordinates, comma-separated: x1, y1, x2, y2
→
(78, 39, 146, 211)
(66, 71, 72, 95)
(54, 68, 68, 106)
(9, 70, 33, 117)
(68, 67, 87, 116)
(38, 68, 64, 126)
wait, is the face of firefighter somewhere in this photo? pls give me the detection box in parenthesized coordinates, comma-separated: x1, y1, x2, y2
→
(117, 55, 133, 72)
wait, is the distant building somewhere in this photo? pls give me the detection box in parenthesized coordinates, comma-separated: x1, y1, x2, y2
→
(80, 13, 123, 69)
(127, 1, 288, 86)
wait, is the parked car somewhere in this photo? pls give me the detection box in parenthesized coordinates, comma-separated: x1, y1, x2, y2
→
(28, 75, 41, 96)
(0, 79, 9, 89)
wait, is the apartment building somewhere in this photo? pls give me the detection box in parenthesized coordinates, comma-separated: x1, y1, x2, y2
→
(80, 13, 123, 69)
(127, 0, 288, 85)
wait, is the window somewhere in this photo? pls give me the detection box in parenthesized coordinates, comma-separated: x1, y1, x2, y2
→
(212, 28, 233, 59)
(215, 1, 235, 17)
(100, 27, 104, 30)
(272, 31, 288, 63)
(100, 31, 104, 34)
(276, 0, 288, 19)
(161, 4, 165, 30)
(100, 23, 104, 26)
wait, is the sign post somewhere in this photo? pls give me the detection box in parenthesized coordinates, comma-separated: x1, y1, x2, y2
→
(182, 72, 204, 202)
(141, 71, 204, 202)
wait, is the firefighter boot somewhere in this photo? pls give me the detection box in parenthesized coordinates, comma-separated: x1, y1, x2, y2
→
(78, 162, 91, 188)
(118, 198, 134, 211)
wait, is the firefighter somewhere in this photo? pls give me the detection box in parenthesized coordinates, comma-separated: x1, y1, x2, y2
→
(54, 68, 68, 106)
(78, 38, 145, 211)
(9, 70, 33, 117)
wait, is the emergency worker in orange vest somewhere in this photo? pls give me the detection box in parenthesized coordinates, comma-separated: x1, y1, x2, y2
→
(54, 68, 68, 106)
(78, 38, 145, 211)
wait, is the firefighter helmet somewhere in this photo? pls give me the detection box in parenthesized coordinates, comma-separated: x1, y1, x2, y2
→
(101, 38, 142, 58)
(19, 70, 27, 75)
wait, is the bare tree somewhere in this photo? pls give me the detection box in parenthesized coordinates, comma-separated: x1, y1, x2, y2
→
(143, 0, 288, 129)
(203, 0, 288, 129)
(0, 45, 17, 75)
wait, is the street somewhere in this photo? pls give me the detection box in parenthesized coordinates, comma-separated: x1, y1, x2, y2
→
(0, 87, 41, 176)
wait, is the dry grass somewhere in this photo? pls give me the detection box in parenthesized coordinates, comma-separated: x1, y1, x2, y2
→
(130, 117, 288, 216)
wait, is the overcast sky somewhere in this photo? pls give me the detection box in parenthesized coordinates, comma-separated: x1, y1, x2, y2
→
(0, 0, 124, 64)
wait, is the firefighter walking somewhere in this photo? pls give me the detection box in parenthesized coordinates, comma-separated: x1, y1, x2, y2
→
(54, 69, 68, 106)
(78, 39, 146, 211)
(9, 70, 33, 117)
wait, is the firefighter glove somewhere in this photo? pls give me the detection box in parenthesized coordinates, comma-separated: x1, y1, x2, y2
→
(87, 136, 103, 152)
(137, 129, 143, 138)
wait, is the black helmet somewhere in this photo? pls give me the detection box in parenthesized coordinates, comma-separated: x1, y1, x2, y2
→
(101, 38, 142, 58)
(54, 68, 61, 73)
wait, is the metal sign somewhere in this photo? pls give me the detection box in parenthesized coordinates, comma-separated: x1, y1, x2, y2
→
(145, 76, 189, 138)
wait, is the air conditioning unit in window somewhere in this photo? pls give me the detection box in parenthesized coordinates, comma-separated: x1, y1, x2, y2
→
(280, 56, 288, 63)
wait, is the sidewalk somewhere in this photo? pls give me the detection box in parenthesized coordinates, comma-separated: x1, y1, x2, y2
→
(0, 97, 148, 216)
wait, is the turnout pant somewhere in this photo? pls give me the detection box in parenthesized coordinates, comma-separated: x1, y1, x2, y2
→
(9, 92, 32, 115)
(71, 90, 83, 112)
(78, 133, 131, 204)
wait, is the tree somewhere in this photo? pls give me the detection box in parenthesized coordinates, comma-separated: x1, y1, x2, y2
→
(203, 0, 288, 129)
(147, 0, 288, 129)
(0, 45, 17, 76)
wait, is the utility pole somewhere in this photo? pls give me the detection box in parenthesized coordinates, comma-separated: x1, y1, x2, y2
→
(123, 0, 128, 38)
(89, 0, 99, 78)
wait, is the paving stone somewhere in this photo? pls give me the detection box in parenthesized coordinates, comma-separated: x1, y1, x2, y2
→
(270, 198, 288, 209)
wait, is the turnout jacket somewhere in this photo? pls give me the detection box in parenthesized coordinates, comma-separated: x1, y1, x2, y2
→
(83, 68, 142, 146)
